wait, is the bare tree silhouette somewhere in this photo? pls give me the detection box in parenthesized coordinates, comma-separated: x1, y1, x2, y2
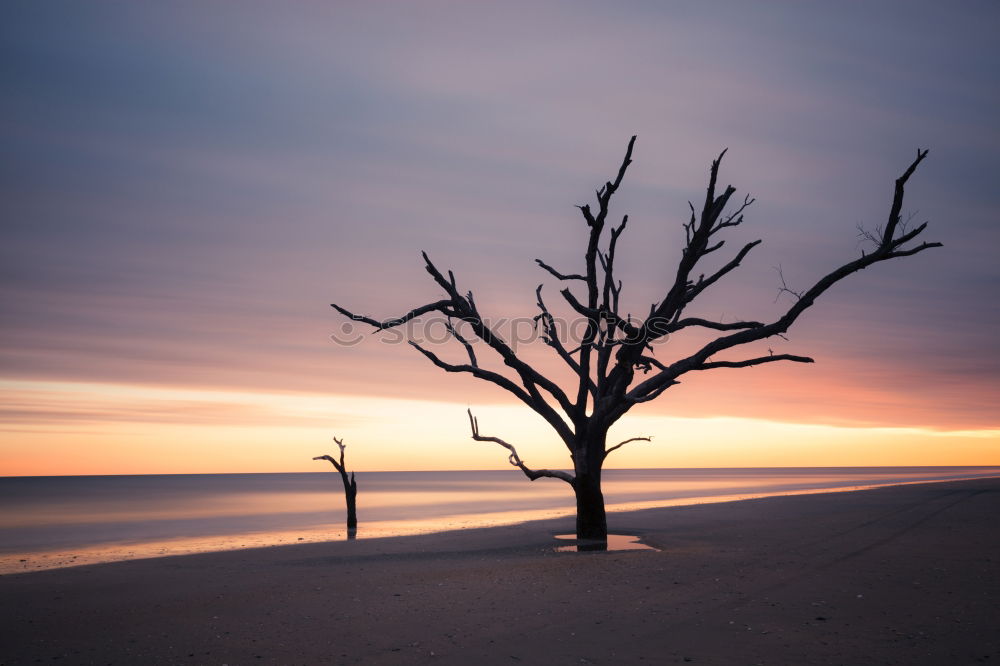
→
(331, 137, 940, 540)
(313, 437, 357, 532)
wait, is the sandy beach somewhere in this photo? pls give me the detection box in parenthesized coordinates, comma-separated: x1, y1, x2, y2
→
(2, 477, 997, 665)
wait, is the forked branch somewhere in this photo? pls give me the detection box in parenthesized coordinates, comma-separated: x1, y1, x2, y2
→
(313, 436, 350, 474)
(621, 148, 940, 410)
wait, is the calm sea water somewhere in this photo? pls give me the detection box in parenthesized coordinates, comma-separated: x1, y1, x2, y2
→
(2, 467, 998, 571)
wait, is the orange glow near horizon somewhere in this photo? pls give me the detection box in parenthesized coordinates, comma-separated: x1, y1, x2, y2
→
(1, 379, 997, 476)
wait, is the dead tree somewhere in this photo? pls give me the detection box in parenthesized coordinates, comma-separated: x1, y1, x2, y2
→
(331, 137, 940, 540)
(313, 437, 357, 530)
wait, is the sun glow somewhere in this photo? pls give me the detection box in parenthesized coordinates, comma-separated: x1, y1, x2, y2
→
(1, 379, 997, 476)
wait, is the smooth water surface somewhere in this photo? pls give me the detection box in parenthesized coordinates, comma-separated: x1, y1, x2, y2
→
(2, 467, 998, 572)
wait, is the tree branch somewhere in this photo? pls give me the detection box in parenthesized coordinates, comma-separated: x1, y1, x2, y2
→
(602, 215, 628, 313)
(409, 341, 531, 404)
(712, 193, 754, 233)
(444, 318, 477, 367)
(535, 286, 597, 398)
(313, 436, 349, 472)
(574, 136, 637, 412)
(682, 240, 762, 307)
(773, 265, 804, 303)
(883, 149, 928, 246)
(410, 341, 576, 445)
(624, 379, 677, 405)
(330, 300, 453, 331)
(885, 241, 942, 258)
(603, 435, 652, 460)
(693, 353, 815, 370)
(670, 317, 764, 333)
(535, 259, 586, 281)
(634, 355, 667, 373)
(312, 454, 346, 473)
(468, 410, 574, 484)
(560, 286, 640, 338)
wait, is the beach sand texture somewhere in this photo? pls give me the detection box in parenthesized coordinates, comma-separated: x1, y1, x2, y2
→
(2, 477, 997, 665)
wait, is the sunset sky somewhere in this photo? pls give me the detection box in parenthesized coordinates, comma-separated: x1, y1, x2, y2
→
(2, 1, 998, 475)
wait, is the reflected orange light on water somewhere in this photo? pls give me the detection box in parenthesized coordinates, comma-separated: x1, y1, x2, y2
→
(0, 492, 339, 529)
(6, 472, 998, 575)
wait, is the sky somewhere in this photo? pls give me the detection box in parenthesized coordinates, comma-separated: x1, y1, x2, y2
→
(2, 1, 999, 475)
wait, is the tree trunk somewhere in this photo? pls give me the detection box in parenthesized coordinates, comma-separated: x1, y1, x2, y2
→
(342, 472, 358, 529)
(573, 472, 607, 540)
(573, 429, 609, 540)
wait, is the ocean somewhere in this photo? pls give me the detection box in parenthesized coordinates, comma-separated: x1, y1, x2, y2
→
(2, 467, 998, 572)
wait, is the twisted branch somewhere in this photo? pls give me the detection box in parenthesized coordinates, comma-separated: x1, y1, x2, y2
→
(468, 410, 574, 484)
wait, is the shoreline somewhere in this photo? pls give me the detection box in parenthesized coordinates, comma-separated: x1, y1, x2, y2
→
(4, 471, 999, 576)
(0, 478, 1000, 664)
(2, 477, 998, 663)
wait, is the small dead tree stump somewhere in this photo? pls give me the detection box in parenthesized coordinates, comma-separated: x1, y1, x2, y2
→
(313, 436, 357, 530)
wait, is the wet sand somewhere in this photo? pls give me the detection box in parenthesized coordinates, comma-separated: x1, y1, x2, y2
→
(1, 477, 997, 665)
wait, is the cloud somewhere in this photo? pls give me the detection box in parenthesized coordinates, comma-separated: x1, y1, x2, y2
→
(2, 0, 998, 447)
